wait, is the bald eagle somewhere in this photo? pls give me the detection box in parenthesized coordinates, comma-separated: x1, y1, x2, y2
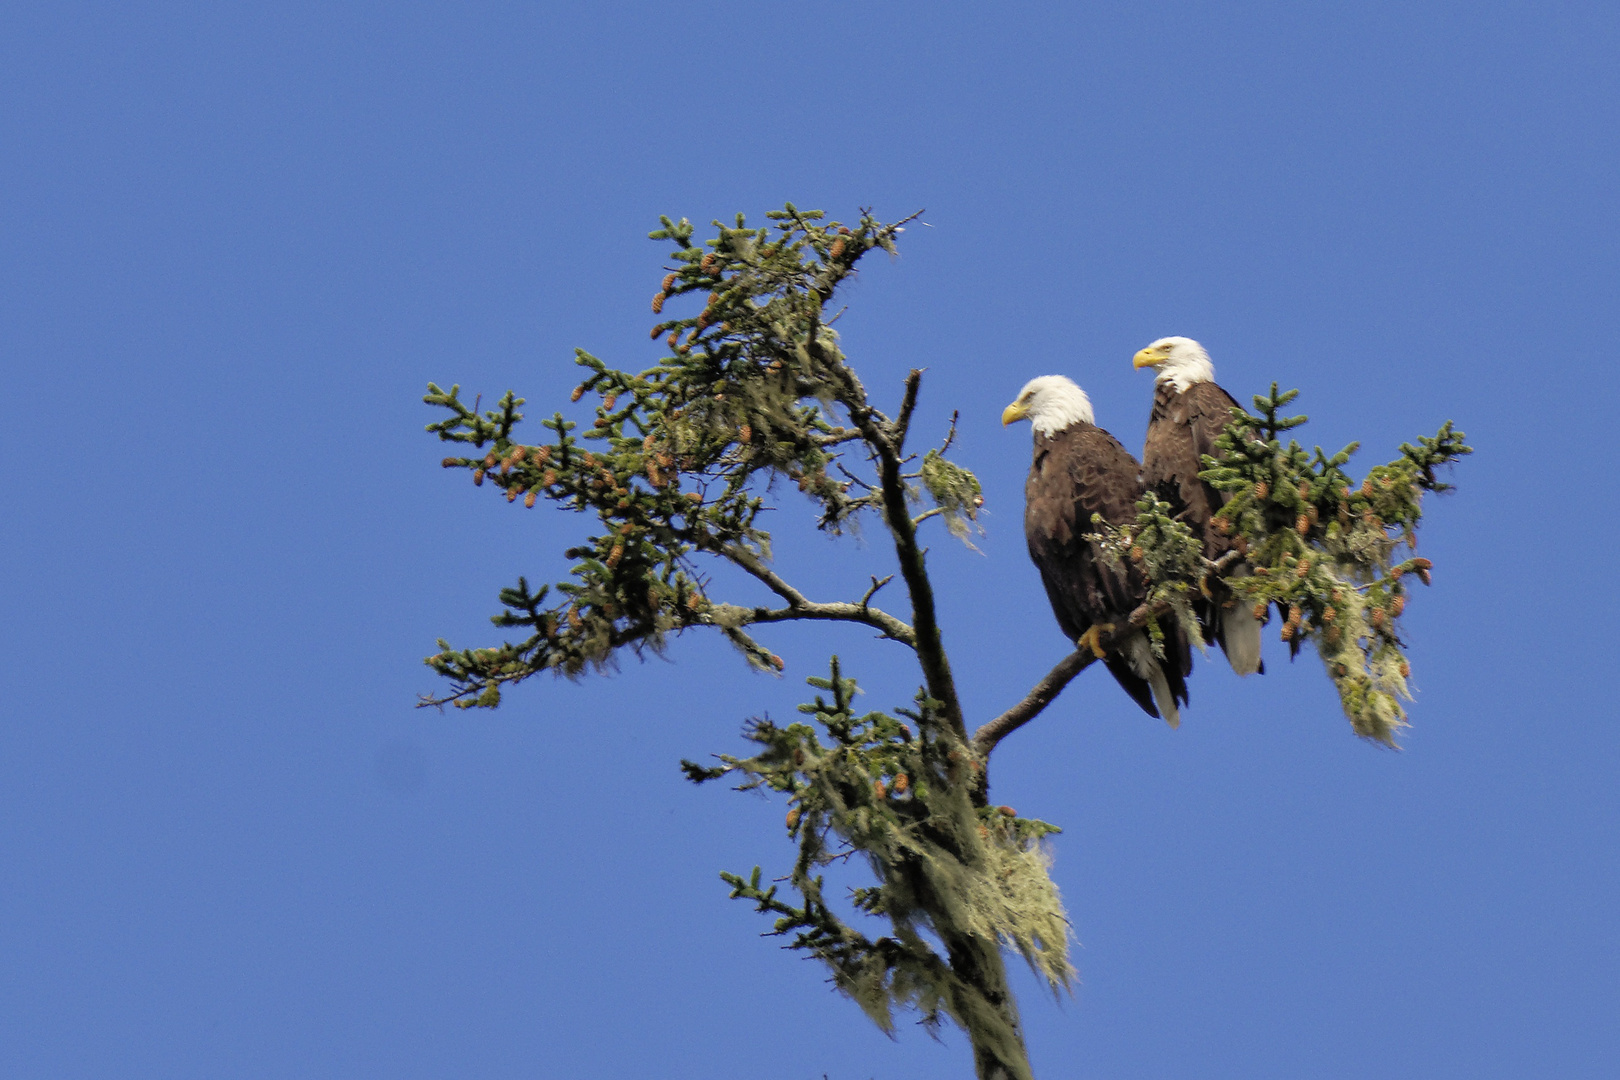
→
(1133, 336, 1263, 676)
(1003, 375, 1191, 726)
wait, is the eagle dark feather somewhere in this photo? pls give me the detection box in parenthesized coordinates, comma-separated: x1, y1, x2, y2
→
(1025, 422, 1191, 719)
(1143, 374, 1265, 675)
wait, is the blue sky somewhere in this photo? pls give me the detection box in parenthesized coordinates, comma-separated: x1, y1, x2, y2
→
(2, 3, 1616, 1077)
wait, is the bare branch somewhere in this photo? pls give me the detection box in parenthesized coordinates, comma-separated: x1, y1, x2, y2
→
(835, 463, 875, 491)
(860, 574, 894, 608)
(811, 428, 864, 449)
(714, 543, 915, 645)
(702, 600, 915, 646)
(894, 368, 923, 451)
(816, 359, 965, 738)
(971, 651, 1095, 757)
(939, 410, 960, 455)
(718, 542, 808, 607)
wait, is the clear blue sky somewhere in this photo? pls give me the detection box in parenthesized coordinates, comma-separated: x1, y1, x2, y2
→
(3, 3, 1616, 1077)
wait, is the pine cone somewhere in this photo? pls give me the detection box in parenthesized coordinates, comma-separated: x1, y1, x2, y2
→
(893, 774, 909, 795)
(785, 808, 800, 829)
(651, 293, 665, 314)
(524, 491, 537, 508)
(829, 237, 846, 259)
(1254, 481, 1270, 501)
(874, 779, 887, 800)
(603, 393, 617, 411)
(571, 385, 586, 403)
(1296, 513, 1310, 536)
(473, 469, 485, 486)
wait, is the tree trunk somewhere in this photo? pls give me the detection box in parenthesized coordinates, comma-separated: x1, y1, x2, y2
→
(943, 930, 1033, 1080)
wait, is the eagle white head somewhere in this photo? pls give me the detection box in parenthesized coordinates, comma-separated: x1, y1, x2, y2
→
(1001, 375, 1095, 437)
(1133, 336, 1215, 393)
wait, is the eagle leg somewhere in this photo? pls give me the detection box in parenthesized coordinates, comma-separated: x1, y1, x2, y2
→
(1199, 574, 1215, 601)
(1076, 623, 1115, 660)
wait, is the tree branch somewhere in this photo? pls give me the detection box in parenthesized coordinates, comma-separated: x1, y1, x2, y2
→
(819, 358, 966, 739)
(715, 543, 915, 645)
(971, 651, 1095, 757)
(719, 542, 809, 607)
(894, 368, 923, 451)
(704, 600, 915, 646)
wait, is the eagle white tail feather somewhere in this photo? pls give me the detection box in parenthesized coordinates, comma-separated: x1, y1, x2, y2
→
(1221, 606, 1263, 676)
(1221, 566, 1263, 676)
(1123, 631, 1181, 729)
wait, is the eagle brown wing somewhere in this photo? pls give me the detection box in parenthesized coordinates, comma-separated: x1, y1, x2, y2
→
(1144, 379, 1245, 559)
(1144, 378, 1266, 673)
(1025, 422, 1190, 718)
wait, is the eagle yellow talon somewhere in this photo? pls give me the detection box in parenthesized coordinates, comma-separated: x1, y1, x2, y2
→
(1077, 623, 1115, 660)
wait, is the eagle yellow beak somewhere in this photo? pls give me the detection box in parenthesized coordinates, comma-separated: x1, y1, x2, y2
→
(1001, 401, 1028, 425)
(1132, 347, 1162, 370)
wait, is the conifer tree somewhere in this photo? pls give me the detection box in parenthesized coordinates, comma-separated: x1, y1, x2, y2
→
(422, 205, 1470, 1080)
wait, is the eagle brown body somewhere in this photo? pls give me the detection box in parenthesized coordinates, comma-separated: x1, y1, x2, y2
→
(1136, 338, 1265, 675)
(1025, 421, 1191, 720)
(1143, 379, 1245, 562)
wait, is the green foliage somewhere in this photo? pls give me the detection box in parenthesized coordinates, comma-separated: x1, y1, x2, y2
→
(422, 203, 1470, 1078)
(689, 657, 1067, 1060)
(422, 206, 1042, 1077)
(1084, 493, 1208, 658)
(919, 440, 986, 541)
(421, 205, 972, 708)
(1198, 385, 1473, 744)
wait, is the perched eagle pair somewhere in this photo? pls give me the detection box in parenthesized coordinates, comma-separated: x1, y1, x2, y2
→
(1002, 336, 1263, 728)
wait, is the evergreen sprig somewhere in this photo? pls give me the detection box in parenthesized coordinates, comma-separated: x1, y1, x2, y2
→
(1084, 494, 1208, 658)
(1198, 384, 1472, 744)
(688, 657, 1068, 1060)
(420, 205, 966, 710)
